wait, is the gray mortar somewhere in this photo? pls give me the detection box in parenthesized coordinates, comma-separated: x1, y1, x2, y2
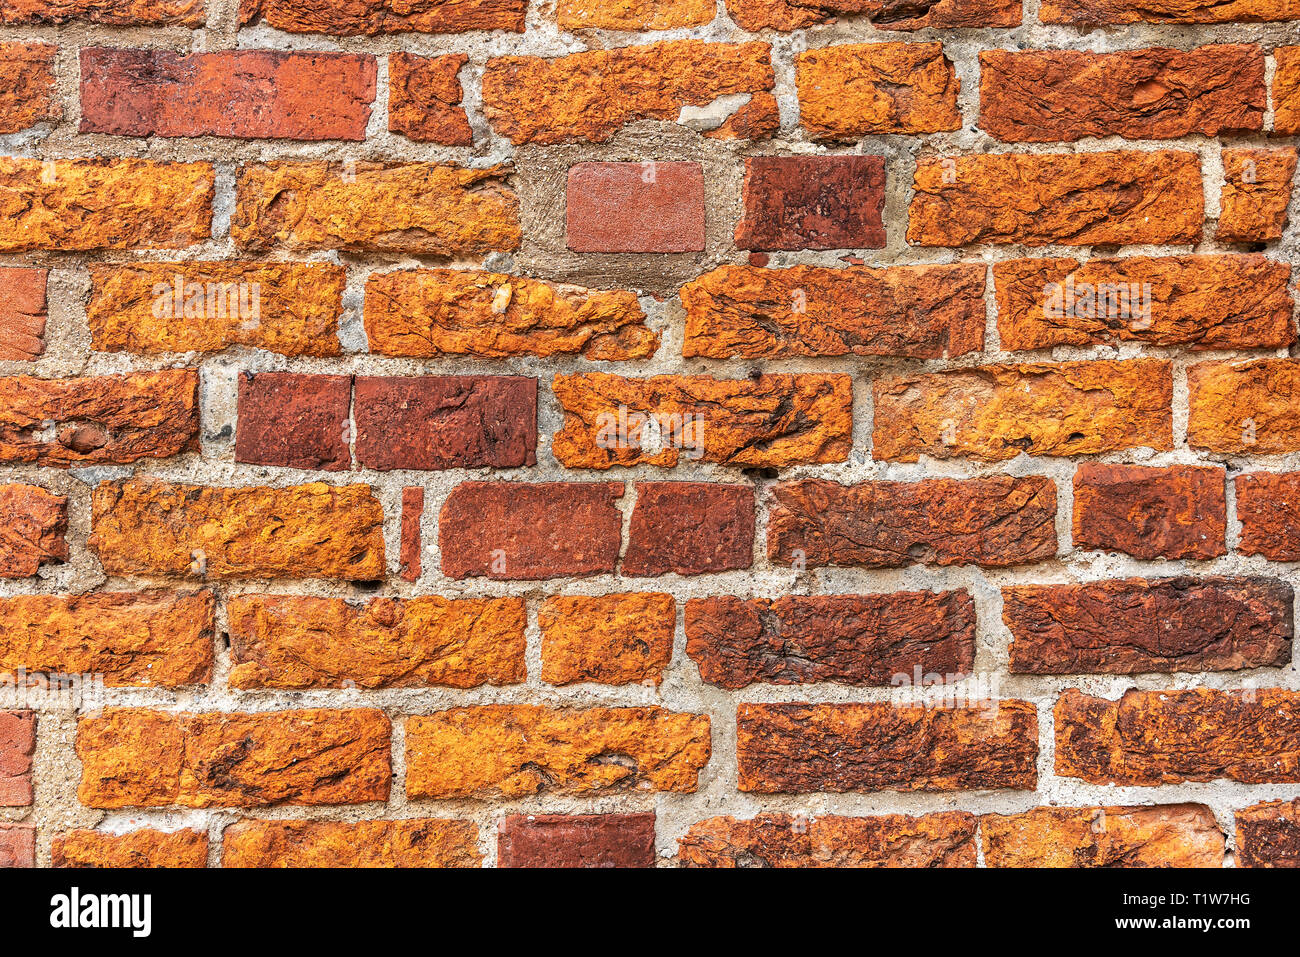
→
(2, 0, 1300, 866)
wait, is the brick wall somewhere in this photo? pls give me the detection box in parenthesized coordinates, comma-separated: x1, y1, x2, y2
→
(1, 0, 1300, 868)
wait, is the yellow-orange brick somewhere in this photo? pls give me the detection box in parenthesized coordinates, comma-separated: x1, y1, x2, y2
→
(52, 829, 208, 868)
(221, 819, 481, 868)
(557, 0, 714, 29)
(1188, 359, 1300, 453)
(540, 593, 675, 686)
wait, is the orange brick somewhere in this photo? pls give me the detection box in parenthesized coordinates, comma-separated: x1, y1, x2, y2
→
(0, 42, 58, 133)
(222, 819, 481, 868)
(1274, 47, 1300, 135)
(0, 267, 47, 361)
(540, 593, 675, 686)
(388, 53, 473, 145)
(239, 0, 526, 34)
(1042, 0, 1300, 23)
(1218, 148, 1297, 242)
(1, 0, 204, 24)
(52, 829, 208, 868)
(981, 805, 1225, 867)
(725, 0, 1021, 30)
(557, 0, 715, 29)
(1188, 359, 1300, 454)
(0, 484, 67, 579)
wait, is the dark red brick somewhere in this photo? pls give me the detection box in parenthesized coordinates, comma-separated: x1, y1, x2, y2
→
(0, 711, 34, 807)
(0, 484, 68, 579)
(353, 376, 536, 471)
(79, 48, 377, 141)
(400, 487, 424, 584)
(1237, 472, 1300, 561)
(567, 162, 706, 253)
(1073, 463, 1226, 560)
(440, 482, 624, 580)
(235, 372, 352, 472)
(498, 814, 656, 868)
(1236, 798, 1300, 867)
(0, 267, 47, 361)
(735, 155, 886, 251)
(624, 483, 754, 577)
(0, 825, 34, 868)
(686, 591, 975, 689)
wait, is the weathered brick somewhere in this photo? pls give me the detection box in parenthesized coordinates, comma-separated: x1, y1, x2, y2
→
(239, 0, 526, 33)
(566, 162, 705, 254)
(483, 40, 774, 145)
(1218, 147, 1297, 242)
(768, 477, 1058, 570)
(406, 706, 711, 799)
(796, 42, 960, 138)
(1236, 798, 1300, 867)
(0, 825, 34, 867)
(0, 484, 67, 578)
(0, 42, 57, 133)
(53, 829, 208, 868)
(1073, 463, 1226, 560)
(88, 262, 344, 357)
(400, 487, 423, 583)
(354, 375, 537, 471)
(222, 819, 481, 868)
(0, 590, 215, 688)
(1237, 471, 1300, 561)
(498, 814, 656, 868)
(725, 0, 1021, 30)
(0, 267, 47, 361)
(77, 708, 391, 808)
(982, 805, 1225, 868)
(0, 158, 213, 252)
(552, 373, 852, 469)
(232, 162, 519, 255)
(1005, 578, 1293, 674)
(365, 269, 656, 361)
(686, 592, 976, 690)
(738, 701, 1038, 793)
(558, 0, 713, 28)
(227, 594, 526, 689)
(735, 155, 886, 251)
(908, 151, 1203, 246)
(625, 483, 754, 577)
(540, 593, 675, 686)
(676, 812, 977, 867)
(705, 92, 780, 140)
(1056, 688, 1300, 785)
(682, 263, 985, 359)
(993, 254, 1294, 351)
(90, 479, 386, 581)
(1274, 47, 1300, 136)
(1041, 0, 1300, 22)
(388, 53, 473, 145)
(874, 360, 1173, 462)
(0, 370, 199, 467)
(235, 372, 352, 471)
(1188, 359, 1300, 454)
(0, 711, 34, 807)
(1, 0, 204, 25)
(440, 481, 623, 580)
(80, 49, 377, 140)
(979, 46, 1264, 142)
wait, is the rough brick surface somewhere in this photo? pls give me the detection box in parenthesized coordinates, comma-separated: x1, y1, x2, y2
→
(498, 814, 656, 868)
(222, 819, 481, 868)
(0, 711, 34, 806)
(685, 592, 976, 689)
(1040, 0, 1298, 23)
(1218, 148, 1297, 242)
(558, 0, 714, 29)
(406, 706, 711, 798)
(80, 49, 377, 140)
(540, 593, 675, 686)
(0, 483, 67, 578)
(388, 53, 473, 145)
(400, 487, 423, 583)
(566, 161, 706, 254)
(768, 477, 1058, 569)
(624, 482, 755, 577)
(1236, 799, 1300, 867)
(1, 0, 204, 24)
(238, 0, 526, 34)
(52, 829, 208, 868)
(235, 372, 352, 471)
(1275, 46, 1300, 135)
(1236, 471, 1300, 561)
(725, 0, 1022, 30)
(1072, 463, 1227, 560)
(0, 42, 57, 133)
(77, 708, 392, 808)
(735, 155, 886, 251)
(676, 812, 977, 867)
(0, 267, 47, 361)
(1188, 359, 1300, 453)
(1005, 577, 1293, 674)
(737, 701, 1038, 793)
(0, 825, 34, 867)
(981, 805, 1225, 868)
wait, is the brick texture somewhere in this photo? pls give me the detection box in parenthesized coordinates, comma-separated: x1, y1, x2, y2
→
(0, 711, 34, 806)
(53, 829, 208, 868)
(0, 483, 67, 578)
(566, 161, 706, 254)
(498, 814, 656, 867)
(0, 42, 57, 133)
(222, 819, 481, 868)
(0, 267, 47, 361)
(1072, 463, 1226, 560)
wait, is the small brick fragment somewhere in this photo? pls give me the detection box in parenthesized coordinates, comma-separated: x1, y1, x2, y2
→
(235, 372, 352, 471)
(1218, 147, 1297, 242)
(0, 711, 34, 806)
(0, 268, 47, 361)
(624, 483, 754, 577)
(0, 42, 58, 133)
(1072, 463, 1226, 560)
(53, 829, 208, 868)
(981, 805, 1225, 867)
(498, 814, 656, 868)
(540, 593, 675, 686)
(388, 53, 473, 145)
(0, 484, 67, 578)
(566, 162, 705, 254)
(400, 488, 424, 583)
(222, 819, 482, 868)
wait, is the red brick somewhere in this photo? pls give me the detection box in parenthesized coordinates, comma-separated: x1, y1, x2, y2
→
(235, 372, 352, 472)
(1, 0, 204, 25)
(625, 483, 754, 577)
(353, 376, 537, 471)
(1218, 147, 1297, 242)
(400, 487, 424, 583)
(440, 482, 624, 580)
(686, 591, 975, 689)
(0, 42, 58, 134)
(239, 0, 527, 34)
(389, 53, 473, 145)
(737, 701, 1039, 793)
(768, 477, 1057, 570)
(735, 155, 886, 251)
(0, 825, 34, 868)
(1006, 578, 1293, 674)
(80, 49, 377, 141)
(0, 267, 47, 361)
(1236, 472, 1300, 561)
(1236, 798, 1300, 867)
(567, 162, 705, 254)
(0, 484, 67, 579)
(1073, 463, 1226, 560)
(498, 814, 656, 868)
(0, 711, 34, 807)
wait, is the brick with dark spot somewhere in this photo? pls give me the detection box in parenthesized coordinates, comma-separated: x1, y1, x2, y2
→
(735, 155, 886, 251)
(235, 372, 352, 472)
(1073, 463, 1226, 560)
(498, 814, 656, 868)
(624, 483, 754, 577)
(685, 591, 976, 689)
(566, 161, 705, 253)
(353, 376, 537, 471)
